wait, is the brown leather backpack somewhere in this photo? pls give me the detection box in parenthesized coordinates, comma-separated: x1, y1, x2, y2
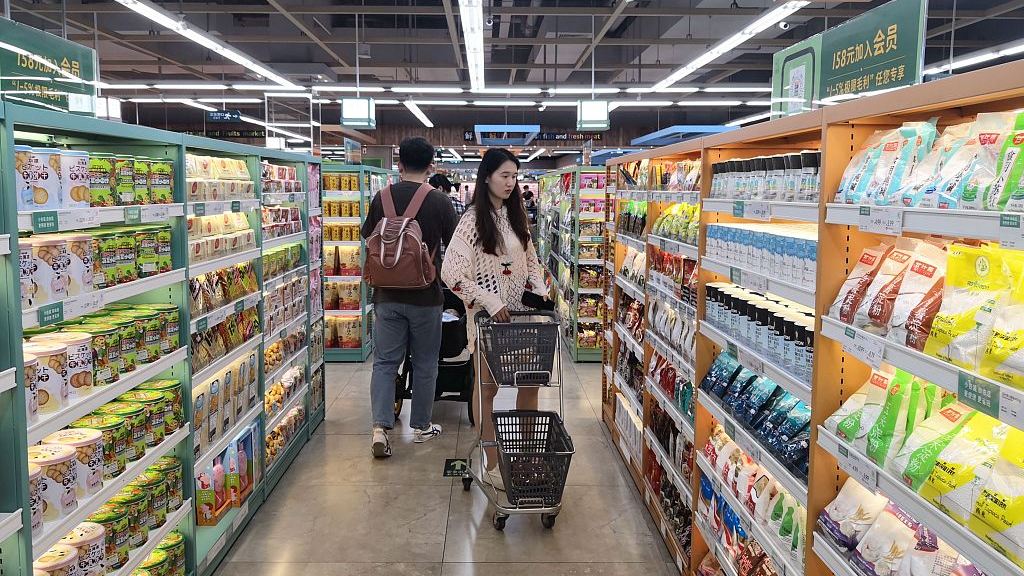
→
(365, 183, 437, 290)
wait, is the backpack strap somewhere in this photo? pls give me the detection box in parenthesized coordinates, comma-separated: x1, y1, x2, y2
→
(379, 185, 397, 218)
(401, 183, 436, 219)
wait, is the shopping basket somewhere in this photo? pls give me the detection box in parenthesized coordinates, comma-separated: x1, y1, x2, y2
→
(478, 315, 559, 386)
(493, 410, 574, 508)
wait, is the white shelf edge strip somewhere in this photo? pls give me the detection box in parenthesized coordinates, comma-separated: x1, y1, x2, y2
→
(195, 404, 264, 472)
(262, 231, 307, 251)
(699, 322, 812, 404)
(107, 501, 193, 576)
(0, 367, 17, 394)
(614, 373, 642, 418)
(189, 248, 261, 278)
(703, 199, 818, 223)
(192, 335, 263, 386)
(266, 382, 309, 432)
(613, 322, 644, 359)
(0, 510, 22, 543)
(615, 275, 646, 302)
(190, 292, 261, 334)
(647, 234, 699, 260)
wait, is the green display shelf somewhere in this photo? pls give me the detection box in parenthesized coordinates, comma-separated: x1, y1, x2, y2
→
(325, 343, 373, 362)
(310, 401, 326, 431)
(265, 421, 310, 494)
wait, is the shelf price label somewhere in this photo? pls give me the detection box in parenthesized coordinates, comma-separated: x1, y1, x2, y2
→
(234, 299, 245, 314)
(124, 206, 142, 225)
(726, 341, 739, 358)
(62, 292, 104, 320)
(141, 205, 170, 223)
(233, 502, 250, 530)
(734, 429, 762, 461)
(193, 203, 207, 217)
(837, 444, 877, 488)
(958, 371, 1001, 418)
(723, 418, 737, 439)
(737, 348, 764, 375)
(858, 206, 903, 236)
(1000, 214, 1024, 250)
(842, 327, 884, 368)
(37, 302, 64, 326)
(195, 317, 209, 332)
(733, 201, 745, 218)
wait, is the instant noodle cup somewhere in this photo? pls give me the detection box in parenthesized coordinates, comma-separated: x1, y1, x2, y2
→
(118, 390, 167, 446)
(116, 309, 161, 364)
(60, 150, 91, 209)
(20, 238, 40, 308)
(86, 503, 129, 569)
(145, 304, 180, 354)
(149, 456, 183, 512)
(132, 469, 168, 529)
(44, 429, 103, 497)
(149, 159, 174, 204)
(114, 229, 138, 284)
(92, 231, 118, 289)
(97, 401, 146, 461)
(135, 227, 159, 279)
(138, 380, 182, 433)
(33, 544, 79, 576)
(60, 521, 106, 576)
(107, 316, 138, 373)
(110, 485, 149, 549)
(25, 352, 39, 422)
(28, 444, 78, 522)
(88, 153, 116, 207)
(37, 331, 93, 400)
(155, 226, 172, 274)
(70, 414, 127, 479)
(23, 341, 67, 414)
(32, 236, 71, 304)
(28, 463, 42, 535)
(156, 531, 185, 576)
(52, 233, 94, 297)
(139, 549, 169, 576)
(75, 323, 120, 386)
(114, 155, 136, 205)
(133, 157, 151, 204)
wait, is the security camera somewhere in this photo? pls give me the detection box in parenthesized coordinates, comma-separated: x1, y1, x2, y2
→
(485, 16, 494, 27)
(778, 21, 790, 30)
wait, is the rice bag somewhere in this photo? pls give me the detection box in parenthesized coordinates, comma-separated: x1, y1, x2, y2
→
(856, 238, 923, 333)
(888, 402, 976, 489)
(983, 112, 1024, 212)
(831, 244, 894, 324)
(830, 369, 899, 448)
(819, 477, 890, 550)
(865, 372, 922, 466)
(888, 243, 948, 350)
(981, 250, 1024, 388)
(838, 130, 888, 204)
(925, 115, 1018, 210)
(897, 527, 960, 576)
(925, 244, 1009, 371)
(852, 502, 921, 576)
(869, 121, 940, 206)
(922, 413, 1008, 525)
(970, 427, 1024, 568)
(898, 122, 974, 208)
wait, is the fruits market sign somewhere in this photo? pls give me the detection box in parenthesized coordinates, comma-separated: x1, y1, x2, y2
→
(0, 19, 98, 115)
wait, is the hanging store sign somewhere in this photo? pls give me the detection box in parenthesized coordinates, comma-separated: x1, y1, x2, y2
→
(0, 18, 98, 115)
(206, 110, 242, 123)
(344, 138, 363, 165)
(772, 0, 926, 117)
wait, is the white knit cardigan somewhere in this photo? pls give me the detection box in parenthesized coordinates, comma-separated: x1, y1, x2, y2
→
(441, 205, 546, 350)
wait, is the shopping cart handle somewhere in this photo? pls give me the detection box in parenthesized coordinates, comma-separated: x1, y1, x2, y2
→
(475, 310, 560, 323)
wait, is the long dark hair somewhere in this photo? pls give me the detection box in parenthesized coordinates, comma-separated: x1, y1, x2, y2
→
(472, 148, 531, 256)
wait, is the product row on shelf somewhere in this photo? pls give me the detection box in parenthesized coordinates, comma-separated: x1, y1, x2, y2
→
(600, 60, 1024, 576)
(0, 101, 326, 576)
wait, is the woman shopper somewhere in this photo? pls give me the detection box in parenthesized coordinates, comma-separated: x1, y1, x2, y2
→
(441, 148, 548, 490)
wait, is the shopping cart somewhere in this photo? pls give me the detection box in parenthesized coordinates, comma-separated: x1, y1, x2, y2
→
(462, 310, 575, 531)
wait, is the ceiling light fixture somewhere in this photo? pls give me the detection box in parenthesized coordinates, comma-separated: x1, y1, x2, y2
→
(113, 0, 300, 88)
(312, 85, 386, 93)
(373, 99, 401, 105)
(196, 97, 263, 103)
(97, 82, 152, 90)
(539, 100, 580, 107)
(413, 99, 470, 106)
(472, 87, 542, 95)
(703, 86, 773, 93)
(403, 101, 434, 127)
(611, 101, 673, 108)
(184, 100, 217, 111)
(471, 100, 537, 106)
(726, 111, 773, 127)
(268, 121, 322, 127)
(525, 148, 546, 162)
(458, 0, 486, 91)
(390, 86, 464, 93)
(744, 100, 773, 106)
(625, 87, 699, 94)
(232, 83, 305, 91)
(652, 1, 809, 92)
(239, 114, 311, 141)
(549, 87, 620, 95)
(153, 83, 228, 90)
(265, 92, 313, 99)
(676, 100, 743, 106)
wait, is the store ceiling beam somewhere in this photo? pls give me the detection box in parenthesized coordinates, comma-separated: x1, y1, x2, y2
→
(926, 0, 1024, 39)
(264, 0, 351, 69)
(440, 0, 465, 69)
(572, 0, 630, 72)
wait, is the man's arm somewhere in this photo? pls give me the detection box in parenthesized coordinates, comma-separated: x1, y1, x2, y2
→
(360, 194, 382, 239)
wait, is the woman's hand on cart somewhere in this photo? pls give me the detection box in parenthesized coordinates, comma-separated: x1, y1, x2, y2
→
(491, 307, 511, 323)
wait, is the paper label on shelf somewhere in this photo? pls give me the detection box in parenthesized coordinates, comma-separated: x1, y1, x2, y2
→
(726, 341, 739, 358)
(1000, 214, 1024, 250)
(958, 371, 1000, 418)
(193, 203, 207, 217)
(62, 292, 104, 319)
(196, 317, 208, 332)
(723, 419, 736, 439)
(234, 299, 245, 314)
(733, 201, 745, 218)
(735, 430, 762, 461)
(744, 201, 770, 221)
(37, 302, 63, 326)
(233, 502, 250, 530)
(1000, 389, 1024, 430)
(737, 348, 764, 375)
(209, 534, 227, 561)
(141, 205, 170, 223)
(858, 205, 903, 236)
(837, 444, 877, 488)
(842, 327, 884, 368)
(124, 206, 142, 225)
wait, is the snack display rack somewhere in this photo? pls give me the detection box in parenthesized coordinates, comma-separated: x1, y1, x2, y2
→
(537, 166, 607, 362)
(320, 164, 396, 362)
(0, 100, 322, 576)
(600, 59, 1024, 576)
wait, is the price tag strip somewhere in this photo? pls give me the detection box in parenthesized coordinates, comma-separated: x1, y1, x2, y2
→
(841, 326, 885, 368)
(837, 443, 878, 488)
(859, 205, 904, 236)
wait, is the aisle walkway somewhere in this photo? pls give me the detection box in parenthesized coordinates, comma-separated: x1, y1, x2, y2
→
(215, 355, 674, 575)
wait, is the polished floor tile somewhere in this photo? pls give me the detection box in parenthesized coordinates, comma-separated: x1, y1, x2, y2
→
(215, 563, 442, 576)
(285, 432, 459, 486)
(440, 562, 672, 576)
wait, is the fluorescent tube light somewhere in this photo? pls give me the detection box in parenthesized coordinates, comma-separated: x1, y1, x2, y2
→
(471, 100, 537, 106)
(472, 87, 542, 94)
(312, 85, 386, 93)
(626, 87, 699, 93)
(414, 100, 470, 106)
(744, 100, 773, 106)
(525, 148, 546, 162)
(447, 148, 464, 161)
(390, 86, 464, 93)
(403, 101, 434, 127)
(233, 83, 305, 91)
(611, 101, 673, 108)
(286, 138, 306, 143)
(184, 100, 217, 111)
(239, 114, 311, 141)
(703, 86, 773, 93)
(726, 111, 773, 126)
(265, 92, 313, 99)
(549, 87, 620, 95)
(373, 99, 401, 105)
(539, 101, 580, 107)
(98, 83, 152, 90)
(458, 0, 486, 91)
(154, 83, 228, 90)
(268, 121, 322, 127)
(196, 97, 263, 103)
(676, 100, 743, 106)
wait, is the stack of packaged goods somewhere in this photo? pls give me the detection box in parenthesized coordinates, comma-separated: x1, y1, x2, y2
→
(186, 211, 257, 264)
(184, 155, 255, 204)
(645, 455, 693, 559)
(191, 351, 259, 459)
(710, 151, 821, 202)
(705, 223, 818, 291)
(194, 425, 259, 527)
(261, 205, 303, 241)
(260, 162, 304, 204)
(265, 407, 306, 469)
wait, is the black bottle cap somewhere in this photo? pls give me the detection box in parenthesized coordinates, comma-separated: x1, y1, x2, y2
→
(786, 153, 802, 170)
(801, 150, 819, 168)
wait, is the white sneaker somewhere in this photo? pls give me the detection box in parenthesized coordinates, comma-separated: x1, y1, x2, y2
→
(413, 423, 443, 443)
(371, 427, 392, 458)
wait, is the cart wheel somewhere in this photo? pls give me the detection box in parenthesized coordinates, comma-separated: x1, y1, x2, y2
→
(492, 512, 508, 531)
(462, 477, 473, 491)
(541, 514, 557, 529)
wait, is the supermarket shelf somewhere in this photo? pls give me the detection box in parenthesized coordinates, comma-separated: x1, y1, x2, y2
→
(614, 372, 642, 419)
(698, 392, 808, 508)
(262, 192, 307, 205)
(647, 377, 694, 442)
(324, 241, 361, 247)
(642, 480, 689, 576)
(189, 248, 262, 278)
(615, 275, 645, 302)
(325, 275, 362, 283)
(700, 321, 812, 404)
(604, 295, 613, 309)
(18, 204, 185, 232)
(108, 501, 192, 576)
(323, 216, 361, 224)
(310, 309, 324, 323)
(618, 189, 651, 201)
(696, 518, 738, 576)
(192, 334, 263, 386)
(308, 207, 323, 217)
(265, 346, 309, 386)
(188, 199, 260, 216)
(0, 510, 22, 544)
(0, 234, 10, 256)
(578, 287, 603, 295)
(576, 316, 602, 323)
(309, 259, 323, 271)
(195, 404, 263, 472)
(644, 427, 693, 504)
(703, 199, 818, 223)
(579, 235, 606, 244)
(265, 265, 308, 292)
(33, 426, 191, 557)
(613, 322, 644, 359)
(604, 260, 614, 273)
(820, 316, 1024, 430)
(266, 421, 309, 489)
(702, 255, 816, 309)
(604, 363, 613, 383)
(264, 312, 308, 348)
(24, 268, 186, 329)
(310, 401, 326, 431)
(648, 235, 699, 260)
(266, 382, 309, 432)
(695, 452, 804, 576)
(817, 425, 1021, 576)
(579, 258, 604, 266)
(27, 347, 188, 445)
(325, 308, 365, 317)
(813, 533, 858, 576)
(616, 233, 646, 252)
(191, 292, 261, 333)
(311, 357, 324, 373)
(262, 230, 307, 251)
(646, 281, 697, 319)
(579, 211, 605, 220)
(552, 250, 569, 269)
(646, 329, 695, 379)
(0, 367, 16, 394)
(825, 203, 1002, 240)
(604, 329, 613, 345)
(196, 489, 262, 576)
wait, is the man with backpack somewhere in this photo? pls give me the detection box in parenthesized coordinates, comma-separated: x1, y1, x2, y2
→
(361, 137, 458, 458)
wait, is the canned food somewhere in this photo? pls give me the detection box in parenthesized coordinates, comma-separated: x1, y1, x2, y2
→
(110, 485, 148, 549)
(114, 229, 139, 284)
(135, 227, 159, 279)
(53, 233, 94, 296)
(107, 316, 137, 373)
(139, 548, 169, 576)
(20, 238, 39, 308)
(24, 352, 38, 422)
(27, 444, 78, 522)
(23, 342, 67, 414)
(32, 544, 79, 576)
(137, 379, 182, 433)
(31, 236, 71, 304)
(92, 231, 118, 289)
(60, 150, 91, 209)
(145, 304, 179, 354)
(133, 157, 151, 204)
(156, 530, 185, 576)
(114, 155, 136, 205)
(149, 456, 183, 512)
(97, 401, 146, 461)
(88, 153, 116, 207)
(117, 389, 167, 446)
(36, 331, 93, 400)
(43, 428, 103, 498)
(59, 521, 105, 576)
(74, 323, 120, 386)
(131, 469, 167, 529)
(86, 503, 130, 569)
(150, 159, 174, 204)
(70, 414, 127, 479)
(28, 463, 42, 535)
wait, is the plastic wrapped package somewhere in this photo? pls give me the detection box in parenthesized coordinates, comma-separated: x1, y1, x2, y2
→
(921, 413, 1007, 525)
(852, 502, 921, 576)
(887, 244, 948, 350)
(831, 244, 894, 324)
(898, 122, 975, 208)
(854, 238, 922, 332)
(888, 403, 976, 489)
(981, 250, 1024, 388)
(969, 427, 1024, 568)
(819, 478, 890, 550)
(866, 373, 927, 467)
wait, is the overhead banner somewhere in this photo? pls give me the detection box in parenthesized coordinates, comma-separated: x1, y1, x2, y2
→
(772, 0, 926, 117)
(0, 19, 98, 115)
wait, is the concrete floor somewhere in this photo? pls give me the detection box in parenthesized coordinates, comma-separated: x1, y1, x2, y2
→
(215, 354, 675, 576)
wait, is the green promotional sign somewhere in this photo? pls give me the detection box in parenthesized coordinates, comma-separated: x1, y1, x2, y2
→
(772, 0, 926, 117)
(0, 19, 98, 114)
(124, 206, 142, 225)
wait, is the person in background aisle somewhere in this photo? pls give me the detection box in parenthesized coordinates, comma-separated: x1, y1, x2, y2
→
(441, 147, 548, 490)
(522, 187, 538, 224)
(361, 137, 458, 458)
(429, 173, 464, 216)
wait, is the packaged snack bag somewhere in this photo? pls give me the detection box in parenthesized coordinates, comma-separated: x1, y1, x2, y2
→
(866, 374, 927, 467)
(982, 249, 1024, 388)
(970, 427, 1024, 567)
(870, 121, 939, 206)
(831, 244, 894, 323)
(855, 238, 922, 332)
(899, 122, 974, 208)
(925, 244, 1010, 370)
(818, 477, 889, 550)
(921, 413, 1007, 525)
(888, 243, 948, 350)
(888, 402, 975, 489)
(852, 502, 920, 576)
(830, 368, 898, 449)
(983, 112, 1024, 212)
(837, 130, 887, 204)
